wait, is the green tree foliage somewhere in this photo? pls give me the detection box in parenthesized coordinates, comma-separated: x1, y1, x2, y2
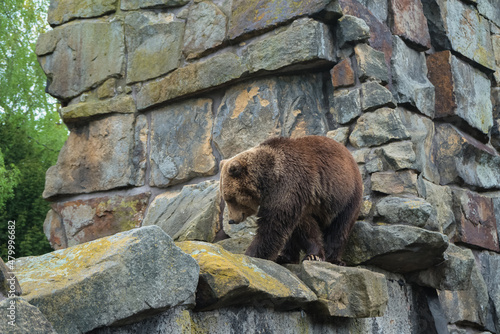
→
(0, 0, 68, 261)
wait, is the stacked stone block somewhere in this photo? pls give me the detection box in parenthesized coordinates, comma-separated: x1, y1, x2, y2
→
(13, 0, 500, 332)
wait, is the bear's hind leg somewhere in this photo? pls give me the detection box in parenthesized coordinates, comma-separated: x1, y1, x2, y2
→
(297, 216, 326, 262)
(276, 233, 301, 264)
(324, 200, 360, 265)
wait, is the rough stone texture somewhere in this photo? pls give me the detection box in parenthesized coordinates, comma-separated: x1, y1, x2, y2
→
(326, 127, 350, 146)
(437, 262, 490, 329)
(15, 226, 199, 334)
(183, 1, 227, 59)
(493, 119, 500, 152)
(344, 221, 449, 273)
(451, 189, 499, 252)
(391, 35, 435, 118)
(422, 0, 495, 71)
(371, 170, 419, 196)
(213, 74, 327, 158)
(389, 0, 431, 50)
(242, 18, 335, 74)
(46, 193, 150, 248)
(48, 0, 117, 26)
(137, 19, 334, 110)
(37, 20, 125, 101)
(43, 113, 146, 198)
(337, 15, 370, 47)
(417, 177, 455, 234)
(142, 180, 220, 242)
(409, 243, 475, 291)
(427, 51, 493, 134)
(357, 0, 388, 22)
(0, 297, 57, 334)
(477, 0, 500, 26)
(60, 95, 135, 122)
(349, 107, 410, 148)
(360, 81, 396, 111)
(433, 123, 500, 189)
(43, 209, 68, 250)
(1, 258, 21, 300)
(331, 58, 355, 88)
(121, 0, 189, 10)
(149, 99, 216, 187)
(177, 242, 317, 311)
(228, 0, 332, 40)
(125, 12, 184, 84)
(354, 43, 389, 84)
(376, 141, 416, 171)
(493, 35, 500, 85)
(331, 88, 361, 125)
(286, 261, 388, 318)
(376, 196, 432, 227)
(477, 251, 500, 334)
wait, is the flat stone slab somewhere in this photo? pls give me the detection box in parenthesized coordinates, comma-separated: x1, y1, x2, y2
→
(286, 261, 388, 318)
(15, 226, 199, 334)
(177, 241, 317, 311)
(343, 221, 449, 273)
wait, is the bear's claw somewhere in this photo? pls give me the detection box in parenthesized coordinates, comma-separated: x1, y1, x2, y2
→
(303, 254, 324, 262)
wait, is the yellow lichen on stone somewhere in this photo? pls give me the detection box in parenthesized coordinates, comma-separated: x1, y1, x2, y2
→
(16, 234, 138, 299)
(177, 241, 294, 298)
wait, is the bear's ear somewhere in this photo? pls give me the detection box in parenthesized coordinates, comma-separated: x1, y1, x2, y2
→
(228, 160, 242, 177)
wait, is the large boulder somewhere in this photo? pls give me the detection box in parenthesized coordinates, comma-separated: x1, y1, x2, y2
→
(286, 261, 388, 318)
(15, 226, 199, 334)
(343, 221, 449, 273)
(142, 180, 220, 242)
(177, 241, 317, 311)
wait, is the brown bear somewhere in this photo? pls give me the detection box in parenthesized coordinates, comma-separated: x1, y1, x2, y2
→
(219, 135, 363, 264)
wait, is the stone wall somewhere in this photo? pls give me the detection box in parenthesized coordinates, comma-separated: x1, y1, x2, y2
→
(8, 0, 500, 333)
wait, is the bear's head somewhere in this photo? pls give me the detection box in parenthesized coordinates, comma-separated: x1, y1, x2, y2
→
(219, 155, 261, 225)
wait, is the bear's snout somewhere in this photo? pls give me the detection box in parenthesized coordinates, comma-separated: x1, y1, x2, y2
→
(228, 220, 237, 224)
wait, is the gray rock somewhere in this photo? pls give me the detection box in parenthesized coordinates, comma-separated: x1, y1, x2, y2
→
(477, 0, 500, 26)
(331, 88, 362, 124)
(355, 43, 389, 84)
(408, 244, 475, 290)
(357, 0, 388, 22)
(376, 141, 416, 170)
(217, 235, 254, 255)
(422, 0, 495, 70)
(343, 221, 449, 273)
(228, 0, 333, 40)
(437, 262, 490, 329)
(43, 113, 146, 198)
(375, 196, 432, 227)
(477, 251, 500, 333)
(125, 12, 184, 84)
(136, 51, 245, 111)
(15, 226, 199, 334)
(177, 242, 317, 311)
(349, 107, 411, 148)
(286, 261, 388, 318)
(183, 1, 227, 59)
(417, 177, 454, 234)
(242, 18, 335, 74)
(48, 0, 117, 26)
(121, 0, 189, 10)
(371, 170, 419, 196)
(361, 81, 396, 111)
(37, 20, 125, 101)
(337, 15, 370, 47)
(149, 99, 217, 187)
(60, 94, 135, 122)
(143, 180, 220, 242)
(326, 127, 350, 146)
(433, 123, 500, 189)
(492, 119, 500, 152)
(427, 51, 493, 134)
(391, 36, 435, 118)
(0, 297, 57, 334)
(213, 74, 327, 158)
(48, 193, 150, 248)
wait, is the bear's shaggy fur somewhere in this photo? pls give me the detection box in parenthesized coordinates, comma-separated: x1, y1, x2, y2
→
(219, 135, 363, 264)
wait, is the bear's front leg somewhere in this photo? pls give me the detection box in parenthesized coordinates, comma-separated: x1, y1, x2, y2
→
(245, 210, 296, 261)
